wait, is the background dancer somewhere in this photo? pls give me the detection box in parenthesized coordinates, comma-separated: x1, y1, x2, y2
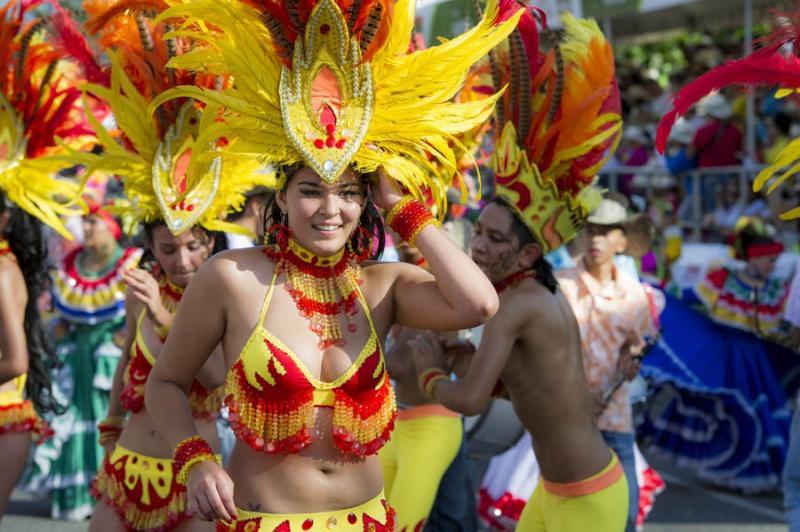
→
(0, 0, 100, 518)
(29, 201, 141, 520)
(61, 3, 269, 529)
(412, 12, 629, 532)
(639, 217, 796, 491)
(380, 242, 466, 531)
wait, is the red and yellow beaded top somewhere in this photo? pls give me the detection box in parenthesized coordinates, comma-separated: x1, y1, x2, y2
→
(225, 246, 396, 456)
(121, 280, 223, 420)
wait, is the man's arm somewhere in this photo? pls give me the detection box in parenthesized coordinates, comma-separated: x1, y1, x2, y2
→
(411, 295, 525, 415)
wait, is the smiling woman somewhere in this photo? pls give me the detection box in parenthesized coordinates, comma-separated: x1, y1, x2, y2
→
(49, 2, 273, 530)
(140, 0, 520, 526)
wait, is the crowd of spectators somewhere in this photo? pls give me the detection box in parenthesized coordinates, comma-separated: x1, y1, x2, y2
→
(601, 35, 800, 252)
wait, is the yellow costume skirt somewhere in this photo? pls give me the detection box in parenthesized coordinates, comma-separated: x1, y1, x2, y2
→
(379, 405, 462, 532)
(517, 453, 628, 532)
(216, 491, 396, 531)
(0, 385, 52, 444)
(92, 444, 206, 531)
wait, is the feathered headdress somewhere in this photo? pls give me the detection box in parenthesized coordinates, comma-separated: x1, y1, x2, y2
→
(491, 11, 622, 253)
(655, 5, 800, 220)
(71, 0, 274, 237)
(151, 0, 523, 217)
(0, 0, 98, 238)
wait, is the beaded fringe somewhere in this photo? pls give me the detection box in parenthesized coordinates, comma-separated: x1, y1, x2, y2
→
(91, 453, 189, 532)
(122, 342, 223, 419)
(332, 377, 396, 456)
(226, 363, 316, 453)
(0, 400, 53, 444)
(226, 361, 396, 456)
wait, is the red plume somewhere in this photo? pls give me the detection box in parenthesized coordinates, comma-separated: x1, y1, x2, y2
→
(49, 2, 108, 86)
(656, 50, 800, 153)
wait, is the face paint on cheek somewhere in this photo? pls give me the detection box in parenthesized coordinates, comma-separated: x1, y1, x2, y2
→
(490, 247, 517, 279)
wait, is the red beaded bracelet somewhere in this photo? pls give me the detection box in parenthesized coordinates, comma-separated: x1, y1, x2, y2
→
(173, 435, 219, 485)
(97, 416, 125, 446)
(386, 197, 436, 247)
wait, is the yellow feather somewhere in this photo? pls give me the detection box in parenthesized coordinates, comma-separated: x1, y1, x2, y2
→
(155, 0, 520, 212)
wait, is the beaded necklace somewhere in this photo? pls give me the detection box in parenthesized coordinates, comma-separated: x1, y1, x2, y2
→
(264, 237, 362, 350)
(159, 278, 184, 316)
(493, 269, 537, 294)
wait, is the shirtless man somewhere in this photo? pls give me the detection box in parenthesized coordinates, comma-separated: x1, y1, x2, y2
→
(411, 198, 628, 532)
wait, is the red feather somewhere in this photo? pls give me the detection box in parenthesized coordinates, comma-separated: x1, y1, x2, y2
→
(656, 50, 800, 153)
(49, 3, 108, 86)
(517, 7, 540, 78)
(495, 0, 523, 26)
(757, 2, 800, 53)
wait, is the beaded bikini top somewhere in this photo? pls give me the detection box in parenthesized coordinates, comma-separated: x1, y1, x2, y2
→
(225, 264, 397, 456)
(121, 311, 223, 420)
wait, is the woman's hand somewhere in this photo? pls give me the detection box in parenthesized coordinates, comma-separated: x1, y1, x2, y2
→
(102, 439, 118, 458)
(371, 167, 404, 212)
(121, 269, 170, 328)
(186, 460, 238, 522)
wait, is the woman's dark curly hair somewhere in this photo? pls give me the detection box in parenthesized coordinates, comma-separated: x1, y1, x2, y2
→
(261, 165, 385, 260)
(138, 221, 229, 273)
(0, 192, 62, 413)
(490, 197, 558, 294)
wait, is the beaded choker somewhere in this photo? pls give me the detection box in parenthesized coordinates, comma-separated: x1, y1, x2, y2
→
(0, 238, 10, 258)
(264, 236, 362, 350)
(493, 270, 537, 294)
(159, 279, 184, 316)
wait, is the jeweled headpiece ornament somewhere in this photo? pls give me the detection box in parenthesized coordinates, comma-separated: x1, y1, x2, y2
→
(0, 1, 99, 238)
(655, 6, 800, 220)
(490, 11, 622, 253)
(71, 0, 275, 236)
(154, 0, 523, 216)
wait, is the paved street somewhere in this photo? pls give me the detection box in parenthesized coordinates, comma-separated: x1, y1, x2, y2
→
(0, 456, 789, 531)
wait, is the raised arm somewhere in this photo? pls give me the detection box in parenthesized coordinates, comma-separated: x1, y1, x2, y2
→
(372, 171, 498, 331)
(0, 262, 28, 384)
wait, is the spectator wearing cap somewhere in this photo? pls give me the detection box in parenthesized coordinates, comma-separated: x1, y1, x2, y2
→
(556, 197, 658, 532)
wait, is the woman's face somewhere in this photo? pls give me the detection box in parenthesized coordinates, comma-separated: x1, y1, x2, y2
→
(277, 166, 366, 257)
(148, 226, 214, 288)
(82, 214, 116, 251)
(747, 253, 779, 280)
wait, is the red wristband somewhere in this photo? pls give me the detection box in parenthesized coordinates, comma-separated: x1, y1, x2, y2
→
(173, 435, 218, 485)
(386, 197, 436, 247)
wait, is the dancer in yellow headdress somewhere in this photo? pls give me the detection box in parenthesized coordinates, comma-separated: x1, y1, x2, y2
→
(0, 0, 97, 517)
(52, 2, 273, 529)
(141, 0, 520, 528)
